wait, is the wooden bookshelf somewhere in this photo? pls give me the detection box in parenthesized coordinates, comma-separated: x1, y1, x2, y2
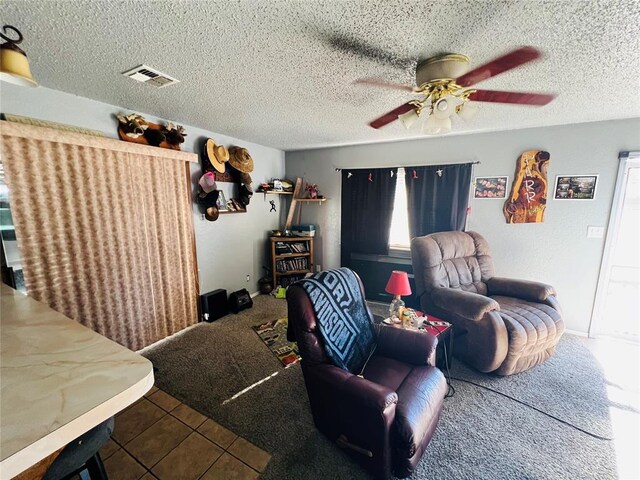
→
(270, 236, 314, 288)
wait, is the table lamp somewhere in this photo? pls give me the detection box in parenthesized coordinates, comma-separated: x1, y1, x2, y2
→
(385, 270, 412, 322)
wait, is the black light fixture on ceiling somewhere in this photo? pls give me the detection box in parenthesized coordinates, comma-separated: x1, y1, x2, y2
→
(0, 25, 38, 88)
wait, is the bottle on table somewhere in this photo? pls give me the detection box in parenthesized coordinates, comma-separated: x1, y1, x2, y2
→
(389, 296, 405, 323)
(401, 310, 413, 329)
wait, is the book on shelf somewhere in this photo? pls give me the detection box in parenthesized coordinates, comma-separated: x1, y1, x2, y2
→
(274, 241, 309, 255)
(290, 242, 308, 253)
(275, 257, 310, 273)
(275, 244, 289, 255)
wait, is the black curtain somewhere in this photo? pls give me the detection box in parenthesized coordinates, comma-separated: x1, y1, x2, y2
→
(341, 168, 397, 266)
(405, 163, 472, 239)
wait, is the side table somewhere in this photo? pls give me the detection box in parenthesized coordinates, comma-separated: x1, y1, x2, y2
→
(419, 320, 454, 371)
(375, 313, 453, 371)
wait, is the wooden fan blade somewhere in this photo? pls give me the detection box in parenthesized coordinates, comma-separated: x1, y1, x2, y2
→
(369, 102, 416, 129)
(354, 78, 416, 92)
(468, 89, 556, 105)
(455, 47, 542, 87)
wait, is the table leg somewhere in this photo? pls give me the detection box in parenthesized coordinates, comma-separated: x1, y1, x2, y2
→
(446, 327, 454, 368)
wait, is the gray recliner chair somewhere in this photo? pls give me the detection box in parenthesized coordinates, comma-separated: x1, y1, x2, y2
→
(411, 231, 565, 375)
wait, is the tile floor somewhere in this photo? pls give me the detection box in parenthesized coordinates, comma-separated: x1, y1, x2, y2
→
(100, 386, 271, 480)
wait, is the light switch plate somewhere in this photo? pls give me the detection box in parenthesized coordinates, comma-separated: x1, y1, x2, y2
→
(587, 226, 605, 238)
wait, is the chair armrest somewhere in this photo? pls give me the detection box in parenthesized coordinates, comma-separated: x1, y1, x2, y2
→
(487, 277, 556, 303)
(374, 324, 438, 366)
(310, 364, 398, 411)
(431, 288, 500, 321)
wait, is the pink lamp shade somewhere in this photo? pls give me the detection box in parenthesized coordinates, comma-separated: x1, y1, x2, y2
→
(385, 270, 412, 296)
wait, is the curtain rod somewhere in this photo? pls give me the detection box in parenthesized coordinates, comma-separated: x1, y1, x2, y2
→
(334, 160, 480, 172)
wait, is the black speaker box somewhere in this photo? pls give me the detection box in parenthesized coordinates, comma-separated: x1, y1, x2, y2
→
(200, 289, 228, 322)
(229, 289, 253, 314)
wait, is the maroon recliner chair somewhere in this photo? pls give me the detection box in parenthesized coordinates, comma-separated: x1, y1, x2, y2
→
(287, 273, 447, 480)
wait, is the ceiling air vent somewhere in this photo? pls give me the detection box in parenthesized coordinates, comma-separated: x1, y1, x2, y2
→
(122, 64, 179, 88)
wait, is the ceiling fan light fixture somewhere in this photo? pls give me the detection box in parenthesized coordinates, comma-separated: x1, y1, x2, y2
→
(434, 98, 449, 118)
(398, 108, 420, 129)
(423, 115, 451, 135)
(457, 102, 478, 122)
(0, 25, 37, 88)
(438, 116, 452, 133)
(433, 96, 465, 119)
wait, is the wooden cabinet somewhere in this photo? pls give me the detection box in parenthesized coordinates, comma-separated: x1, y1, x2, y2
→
(270, 237, 314, 288)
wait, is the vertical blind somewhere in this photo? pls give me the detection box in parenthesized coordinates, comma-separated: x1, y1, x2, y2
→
(1, 122, 198, 350)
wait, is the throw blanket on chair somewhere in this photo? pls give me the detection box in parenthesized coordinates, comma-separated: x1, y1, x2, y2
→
(299, 268, 375, 373)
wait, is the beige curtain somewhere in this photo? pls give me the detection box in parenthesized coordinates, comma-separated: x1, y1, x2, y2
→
(1, 122, 198, 350)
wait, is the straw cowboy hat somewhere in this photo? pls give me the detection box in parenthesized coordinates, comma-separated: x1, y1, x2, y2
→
(204, 138, 229, 173)
(228, 146, 254, 173)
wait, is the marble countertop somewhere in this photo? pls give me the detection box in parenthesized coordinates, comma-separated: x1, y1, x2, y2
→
(0, 285, 154, 479)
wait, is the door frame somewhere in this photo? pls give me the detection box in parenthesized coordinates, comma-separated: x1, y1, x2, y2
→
(589, 151, 640, 338)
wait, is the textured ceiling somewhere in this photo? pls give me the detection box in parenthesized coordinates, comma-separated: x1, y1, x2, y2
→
(3, 0, 640, 150)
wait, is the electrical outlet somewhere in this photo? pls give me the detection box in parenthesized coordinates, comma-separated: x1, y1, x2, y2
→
(246, 274, 250, 282)
(315, 264, 322, 272)
(587, 226, 605, 238)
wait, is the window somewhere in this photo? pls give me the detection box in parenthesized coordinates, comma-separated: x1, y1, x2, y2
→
(388, 167, 411, 250)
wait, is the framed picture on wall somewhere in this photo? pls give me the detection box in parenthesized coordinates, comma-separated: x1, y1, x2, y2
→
(554, 175, 598, 200)
(473, 176, 508, 199)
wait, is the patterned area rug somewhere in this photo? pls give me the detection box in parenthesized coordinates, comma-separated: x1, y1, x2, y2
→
(252, 317, 300, 367)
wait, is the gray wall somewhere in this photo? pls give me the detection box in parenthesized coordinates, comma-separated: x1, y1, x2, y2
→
(285, 118, 640, 334)
(1, 83, 285, 296)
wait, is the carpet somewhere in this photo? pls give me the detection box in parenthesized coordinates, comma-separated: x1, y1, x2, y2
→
(143, 295, 621, 480)
(449, 335, 613, 438)
(252, 317, 300, 367)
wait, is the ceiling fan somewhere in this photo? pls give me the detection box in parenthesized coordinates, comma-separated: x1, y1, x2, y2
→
(356, 47, 556, 134)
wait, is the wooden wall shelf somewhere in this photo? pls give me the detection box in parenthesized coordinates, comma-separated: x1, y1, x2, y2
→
(0, 121, 198, 163)
(284, 178, 329, 230)
(294, 198, 327, 203)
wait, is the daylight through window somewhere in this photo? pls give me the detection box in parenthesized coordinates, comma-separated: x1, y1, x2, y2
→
(388, 168, 411, 249)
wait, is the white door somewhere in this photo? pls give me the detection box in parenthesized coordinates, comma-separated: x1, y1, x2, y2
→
(591, 152, 640, 340)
